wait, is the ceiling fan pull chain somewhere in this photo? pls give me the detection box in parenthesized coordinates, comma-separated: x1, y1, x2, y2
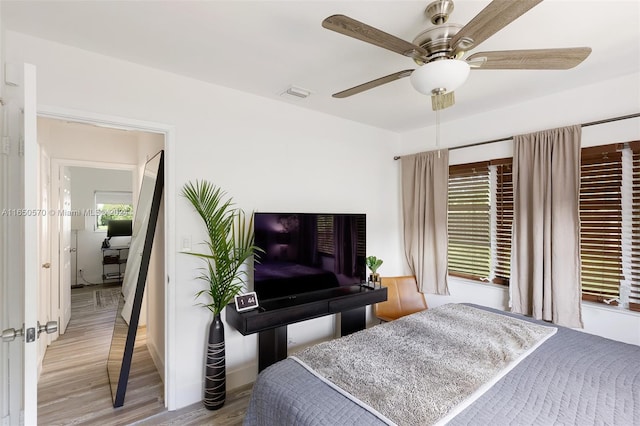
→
(436, 108, 441, 158)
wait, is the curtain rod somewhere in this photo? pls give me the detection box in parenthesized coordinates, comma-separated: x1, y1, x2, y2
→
(393, 112, 640, 160)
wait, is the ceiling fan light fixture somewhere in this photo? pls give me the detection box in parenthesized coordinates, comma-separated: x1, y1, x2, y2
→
(409, 59, 470, 96)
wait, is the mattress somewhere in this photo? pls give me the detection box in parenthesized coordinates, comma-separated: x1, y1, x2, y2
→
(243, 304, 640, 425)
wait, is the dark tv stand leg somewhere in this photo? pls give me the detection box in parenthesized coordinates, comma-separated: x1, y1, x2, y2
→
(256, 306, 368, 372)
(258, 326, 287, 372)
(340, 306, 366, 336)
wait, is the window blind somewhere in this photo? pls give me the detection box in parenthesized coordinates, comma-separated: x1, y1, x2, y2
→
(316, 215, 365, 257)
(317, 215, 333, 254)
(355, 215, 366, 257)
(629, 141, 640, 312)
(492, 159, 513, 285)
(579, 144, 623, 304)
(448, 162, 491, 280)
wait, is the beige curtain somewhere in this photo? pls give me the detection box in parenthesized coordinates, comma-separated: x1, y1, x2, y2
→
(511, 125, 583, 328)
(401, 150, 449, 294)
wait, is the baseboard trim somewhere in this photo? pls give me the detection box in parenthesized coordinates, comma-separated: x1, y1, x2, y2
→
(147, 339, 165, 383)
(227, 363, 257, 391)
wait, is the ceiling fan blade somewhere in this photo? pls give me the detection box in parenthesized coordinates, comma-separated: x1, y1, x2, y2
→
(332, 70, 414, 98)
(322, 15, 428, 61)
(451, 0, 543, 54)
(467, 47, 592, 70)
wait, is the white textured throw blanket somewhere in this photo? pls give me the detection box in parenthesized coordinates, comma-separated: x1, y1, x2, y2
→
(291, 304, 557, 426)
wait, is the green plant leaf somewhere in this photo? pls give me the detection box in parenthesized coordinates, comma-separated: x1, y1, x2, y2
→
(181, 180, 261, 316)
(366, 255, 383, 273)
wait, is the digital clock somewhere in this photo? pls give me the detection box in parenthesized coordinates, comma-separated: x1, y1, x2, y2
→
(234, 291, 259, 312)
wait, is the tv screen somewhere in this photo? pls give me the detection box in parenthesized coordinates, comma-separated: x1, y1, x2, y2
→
(107, 219, 133, 238)
(254, 213, 366, 300)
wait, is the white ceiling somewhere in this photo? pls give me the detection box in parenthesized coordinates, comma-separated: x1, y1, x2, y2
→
(3, 0, 639, 133)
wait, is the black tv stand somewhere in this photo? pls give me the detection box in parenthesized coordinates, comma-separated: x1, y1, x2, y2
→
(226, 284, 387, 371)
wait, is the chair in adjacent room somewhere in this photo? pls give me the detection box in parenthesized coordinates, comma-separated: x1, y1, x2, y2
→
(374, 276, 428, 322)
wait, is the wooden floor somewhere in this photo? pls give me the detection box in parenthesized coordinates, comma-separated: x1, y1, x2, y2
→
(38, 284, 252, 425)
(131, 385, 253, 426)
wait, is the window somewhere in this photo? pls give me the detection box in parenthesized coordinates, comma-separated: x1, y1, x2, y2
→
(94, 191, 133, 231)
(579, 145, 623, 304)
(629, 141, 640, 312)
(447, 160, 511, 283)
(449, 141, 638, 311)
(492, 159, 513, 285)
(448, 162, 491, 280)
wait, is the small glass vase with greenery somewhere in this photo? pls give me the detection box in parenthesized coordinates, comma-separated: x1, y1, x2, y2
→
(181, 180, 260, 410)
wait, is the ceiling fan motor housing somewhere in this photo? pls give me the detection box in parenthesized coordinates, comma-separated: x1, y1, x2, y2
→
(412, 23, 462, 64)
(425, 0, 454, 25)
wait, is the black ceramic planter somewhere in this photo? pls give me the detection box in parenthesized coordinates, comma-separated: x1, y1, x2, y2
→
(204, 313, 226, 410)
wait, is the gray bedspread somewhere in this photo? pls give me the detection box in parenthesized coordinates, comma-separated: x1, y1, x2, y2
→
(244, 304, 640, 425)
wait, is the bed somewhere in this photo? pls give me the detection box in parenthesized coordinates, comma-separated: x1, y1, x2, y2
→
(243, 303, 640, 425)
(254, 261, 339, 300)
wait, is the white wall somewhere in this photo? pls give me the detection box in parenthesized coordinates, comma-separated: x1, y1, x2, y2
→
(398, 72, 640, 157)
(38, 118, 140, 163)
(3, 31, 403, 409)
(401, 73, 640, 346)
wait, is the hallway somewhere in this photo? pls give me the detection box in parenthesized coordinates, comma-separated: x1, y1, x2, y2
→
(37, 284, 165, 425)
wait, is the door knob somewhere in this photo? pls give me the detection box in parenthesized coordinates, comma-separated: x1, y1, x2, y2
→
(3, 322, 57, 342)
(37, 321, 58, 337)
(2, 326, 24, 342)
(42, 262, 51, 269)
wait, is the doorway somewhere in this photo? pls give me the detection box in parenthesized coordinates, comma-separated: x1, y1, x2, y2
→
(36, 115, 169, 421)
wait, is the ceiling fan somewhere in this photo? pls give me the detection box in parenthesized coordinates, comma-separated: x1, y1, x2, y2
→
(322, 0, 592, 110)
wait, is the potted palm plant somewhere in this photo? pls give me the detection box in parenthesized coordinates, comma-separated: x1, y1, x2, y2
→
(366, 255, 383, 284)
(181, 180, 259, 410)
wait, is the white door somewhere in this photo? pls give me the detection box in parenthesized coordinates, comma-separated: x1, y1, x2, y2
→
(39, 148, 53, 368)
(0, 63, 45, 425)
(59, 166, 72, 333)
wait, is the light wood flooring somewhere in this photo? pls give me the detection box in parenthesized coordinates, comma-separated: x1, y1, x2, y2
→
(38, 284, 252, 425)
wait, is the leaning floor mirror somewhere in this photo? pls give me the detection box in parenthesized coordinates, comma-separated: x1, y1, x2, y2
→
(107, 150, 164, 407)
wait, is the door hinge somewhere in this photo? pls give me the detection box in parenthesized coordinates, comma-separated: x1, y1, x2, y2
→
(1, 136, 9, 156)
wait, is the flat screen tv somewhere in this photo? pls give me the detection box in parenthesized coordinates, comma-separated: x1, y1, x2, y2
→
(253, 213, 366, 300)
(107, 219, 133, 238)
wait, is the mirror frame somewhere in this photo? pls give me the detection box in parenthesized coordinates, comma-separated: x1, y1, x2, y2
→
(108, 150, 164, 407)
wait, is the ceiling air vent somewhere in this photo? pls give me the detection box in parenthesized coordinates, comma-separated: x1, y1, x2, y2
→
(280, 85, 311, 100)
